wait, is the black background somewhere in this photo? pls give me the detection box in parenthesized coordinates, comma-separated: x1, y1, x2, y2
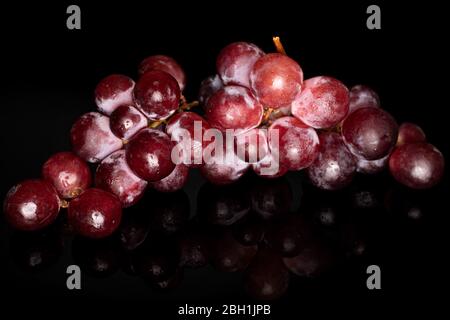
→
(0, 1, 448, 318)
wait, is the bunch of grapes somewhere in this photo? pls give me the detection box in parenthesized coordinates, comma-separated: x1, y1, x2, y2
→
(3, 38, 445, 239)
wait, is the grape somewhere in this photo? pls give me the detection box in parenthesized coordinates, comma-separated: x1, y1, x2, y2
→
(42, 151, 91, 199)
(307, 132, 356, 190)
(125, 128, 175, 181)
(244, 249, 290, 300)
(252, 152, 289, 178)
(342, 107, 398, 160)
(4, 180, 60, 231)
(138, 55, 186, 91)
(201, 134, 250, 185)
(210, 230, 257, 272)
(205, 85, 263, 134)
(133, 70, 180, 121)
(179, 228, 209, 268)
(117, 210, 149, 251)
(198, 75, 224, 110)
(389, 142, 445, 189)
(71, 112, 123, 163)
(95, 74, 135, 115)
(109, 105, 148, 140)
(250, 53, 303, 108)
(291, 76, 349, 129)
(356, 155, 388, 174)
(397, 122, 426, 146)
(349, 84, 380, 113)
(95, 150, 148, 207)
(216, 42, 264, 88)
(234, 128, 269, 163)
(150, 164, 189, 192)
(166, 111, 211, 167)
(268, 116, 319, 171)
(67, 188, 122, 239)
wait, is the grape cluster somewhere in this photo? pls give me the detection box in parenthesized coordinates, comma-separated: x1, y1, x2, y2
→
(3, 38, 445, 239)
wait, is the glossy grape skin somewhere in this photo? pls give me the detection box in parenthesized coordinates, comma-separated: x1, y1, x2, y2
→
(109, 105, 148, 140)
(125, 128, 175, 182)
(205, 85, 263, 134)
(342, 107, 398, 160)
(138, 55, 186, 91)
(397, 122, 426, 146)
(244, 249, 290, 300)
(234, 128, 269, 163)
(210, 230, 257, 273)
(178, 228, 209, 268)
(4, 180, 60, 231)
(389, 142, 445, 189)
(71, 112, 123, 163)
(268, 117, 320, 171)
(166, 112, 211, 167)
(148, 190, 189, 235)
(307, 132, 357, 190)
(264, 216, 305, 257)
(201, 141, 250, 185)
(95, 74, 135, 115)
(133, 70, 181, 121)
(95, 150, 148, 207)
(349, 84, 380, 113)
(232, 214, 265, 246)
(216, 42, 264, 88)
(67, 188, 122, 239)
(42, 151, 91, 199)
(199, 75, 224, 111)
(356, 155, 388, 174)
(291, 76, 349, 129)
(150, 164, 189, 192)
(250, 53, 303, 108)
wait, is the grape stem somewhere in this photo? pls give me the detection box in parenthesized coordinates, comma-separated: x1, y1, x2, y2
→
(273, 36, 286, 55)
(148, 99, 199, 129)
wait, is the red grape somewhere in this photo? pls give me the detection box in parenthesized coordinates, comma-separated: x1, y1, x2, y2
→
(150, 164, 189, 192)
(252, 152, 289, 178)
(291, 76, 349, 129)
(71, 112, 123, 163)
(205, 85, 263, 134)
(125, 128, 175, 181)
(198, 74, 224, 109)
(109, 105, 148, 140)
(356, 155, 388, 174)
(4, 180, 60, 231)
(234, 128, 269, 163)
(133, 70, 180, 121)
(250, 53, 303, 108)
(166, 111, 211, 167)
(42, 151, 92, 199)
(201, 137, 250, 185)
(216, 42, 264, 88)
(268, 116, 319, 171)
(68, 188, 122, 239)
(95, 74, 135, 115)
(349, 84, 380, 113)
(397, 122, 426, 146)
(307, 132, 356, 190)
(95, 150, 148, 207)
(389, 142, 444, 189)
(138, 55, 186, 91)
(342, 107, 398, 160)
